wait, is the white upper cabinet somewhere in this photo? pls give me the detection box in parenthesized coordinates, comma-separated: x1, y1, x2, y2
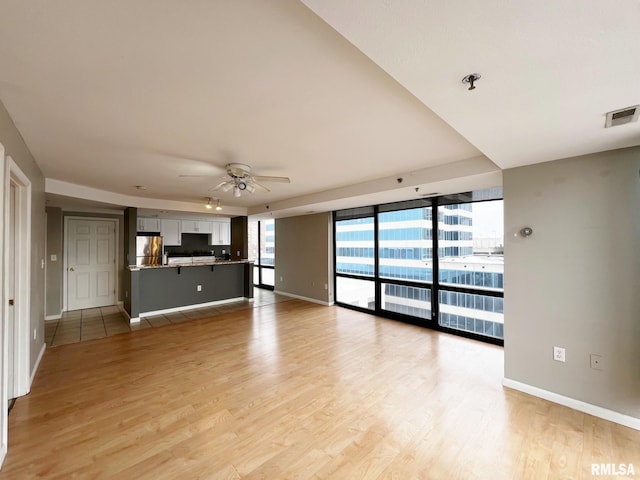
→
(181, 220, 213, 234)
(161, 219, 182, 246)
(137, 217, 160, 232)
(211, 220, 231, 245)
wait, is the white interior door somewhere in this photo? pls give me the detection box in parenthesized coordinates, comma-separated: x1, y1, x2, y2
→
(67, 219, 116, 311)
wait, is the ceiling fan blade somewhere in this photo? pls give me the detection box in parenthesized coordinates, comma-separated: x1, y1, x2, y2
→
(179, 174, 221, 178)
(253, 175, 290, 183)
(211, 181, 230, 191)
(251, 181, 271, 193)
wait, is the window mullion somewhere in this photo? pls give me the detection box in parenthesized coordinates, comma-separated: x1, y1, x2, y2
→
(432, 197, 440, 322)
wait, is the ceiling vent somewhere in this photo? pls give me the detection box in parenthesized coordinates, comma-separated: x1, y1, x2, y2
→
(605, 105, 639, 128)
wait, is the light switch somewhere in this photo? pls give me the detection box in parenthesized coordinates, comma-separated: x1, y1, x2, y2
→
(51, 254, 57, 262)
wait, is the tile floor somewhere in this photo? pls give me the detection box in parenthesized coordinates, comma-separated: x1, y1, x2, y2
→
(45, 289, 288, 347)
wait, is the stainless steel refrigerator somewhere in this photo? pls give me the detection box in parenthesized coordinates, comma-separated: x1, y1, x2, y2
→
(136, 236, 163, 266)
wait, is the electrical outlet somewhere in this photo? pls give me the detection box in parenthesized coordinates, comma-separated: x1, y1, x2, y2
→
(197, 285, 202, 292)
(553, 346, 566, 362)
(590, 354, 603, 370)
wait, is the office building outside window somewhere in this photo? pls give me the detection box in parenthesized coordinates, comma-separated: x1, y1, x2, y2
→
(249, 219, 276, 289)
(334, 190, 504, 343)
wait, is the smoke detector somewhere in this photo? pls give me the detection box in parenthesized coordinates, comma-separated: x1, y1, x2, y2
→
(605, 105, 639, 128)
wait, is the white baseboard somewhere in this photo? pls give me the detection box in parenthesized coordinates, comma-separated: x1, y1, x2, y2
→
(502, 378, 640, 431)
(274, 290, 333, 306)
(137, 297, 248, 321)
(119, 307, 139, 324)
(45, 312, 62, 321)
(0, 444, 6, 471)
(29, 343, 47, 391)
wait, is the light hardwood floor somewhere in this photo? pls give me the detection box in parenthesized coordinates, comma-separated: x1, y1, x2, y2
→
(3, 299, 639, 479)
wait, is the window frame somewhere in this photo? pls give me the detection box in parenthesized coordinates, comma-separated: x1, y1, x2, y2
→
(333, 190, 504, 346)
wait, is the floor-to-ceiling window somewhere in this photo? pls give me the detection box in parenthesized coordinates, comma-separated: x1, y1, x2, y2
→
(378, 202, 434, 320)
(249, 218, 276, 290)
(334, 189, 504, 344)
(335, 207, 375, 310)
(437, 197, 504, 339)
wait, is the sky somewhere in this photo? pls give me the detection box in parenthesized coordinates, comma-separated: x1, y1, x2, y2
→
(472, 200, 504, 238)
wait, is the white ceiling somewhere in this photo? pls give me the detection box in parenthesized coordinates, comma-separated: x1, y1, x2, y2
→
(0, 0, 638, 218)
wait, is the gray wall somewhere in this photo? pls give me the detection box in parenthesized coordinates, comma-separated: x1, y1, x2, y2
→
(138, 263, 248, 313)
(45, 207, 63, 317)
(275, 213, 333, 304)
(0, 99, 46, 373)
(503, 146, 640, 419)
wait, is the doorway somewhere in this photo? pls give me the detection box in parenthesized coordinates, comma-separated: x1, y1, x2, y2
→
(64, 218, 117, 311)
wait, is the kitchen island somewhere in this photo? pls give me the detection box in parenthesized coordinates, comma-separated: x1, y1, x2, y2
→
(126, 259, 253, 323)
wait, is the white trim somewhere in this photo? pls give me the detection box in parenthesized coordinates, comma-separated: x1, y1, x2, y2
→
(119, 307, 139, 324)
(502, 378, 640, 431)
(0, 142, 6, 469)
(5, 157, 31, 399)
(29, 343, 46, 390)
(45, 312, 63, 321)
(136, 296, 248, 323)
(274, 290, 333, 306)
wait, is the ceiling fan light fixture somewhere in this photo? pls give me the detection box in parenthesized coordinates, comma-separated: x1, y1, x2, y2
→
(221, 182, 234, 192)
(245, 183, 255, 193)
(233, 186, 241, 197)
(237, 181, 247, 191)
(215, 199, 222, 211)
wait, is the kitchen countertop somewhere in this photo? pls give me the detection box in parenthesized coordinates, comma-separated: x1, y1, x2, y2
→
(129, 259, 253, 271)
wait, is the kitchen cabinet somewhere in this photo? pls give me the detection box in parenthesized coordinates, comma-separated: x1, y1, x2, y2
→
(181, 220, 213, 234)
(137, 217, 160, 232)
(161, 219, 182, 246)
(211, 220, 231, 245)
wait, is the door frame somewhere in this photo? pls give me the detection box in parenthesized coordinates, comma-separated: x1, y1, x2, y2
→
(4, 157, 32, 399)
(0, 143, 6, 467)
(0, 154, 32, 468)
(63, 216, 119, 312)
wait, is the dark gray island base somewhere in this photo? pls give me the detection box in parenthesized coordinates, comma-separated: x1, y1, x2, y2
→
(126, 261, 253, 322)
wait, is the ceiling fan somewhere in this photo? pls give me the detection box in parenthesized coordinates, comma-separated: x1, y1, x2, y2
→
(181, 163, 291, 197)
